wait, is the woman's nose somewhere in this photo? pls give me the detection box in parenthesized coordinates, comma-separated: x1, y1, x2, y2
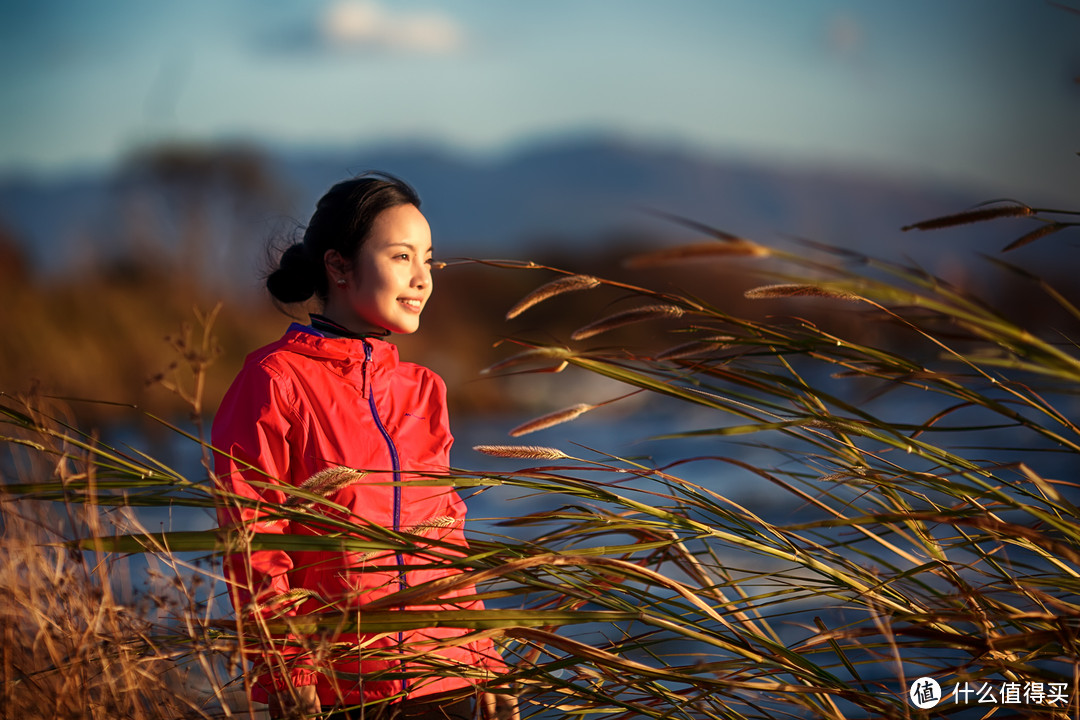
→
(413, 260, 431, 287)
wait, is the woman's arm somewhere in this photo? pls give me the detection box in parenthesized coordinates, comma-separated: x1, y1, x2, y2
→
(212, 362, 320, 698)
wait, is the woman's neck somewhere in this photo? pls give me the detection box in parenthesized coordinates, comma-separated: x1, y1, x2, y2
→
(310, 312, 389, 340)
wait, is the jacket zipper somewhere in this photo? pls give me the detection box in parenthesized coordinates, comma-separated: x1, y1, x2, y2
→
(362, 340, 408, 696)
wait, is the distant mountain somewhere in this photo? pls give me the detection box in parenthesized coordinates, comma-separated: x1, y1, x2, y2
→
(0, 134, 1040, 279)
(275, 135, 995, 255)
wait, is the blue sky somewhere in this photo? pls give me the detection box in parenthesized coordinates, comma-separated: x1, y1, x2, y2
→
(1, 1, 1077, 201)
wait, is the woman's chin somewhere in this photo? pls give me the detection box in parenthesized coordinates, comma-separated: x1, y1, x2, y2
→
(386, 319, 421, 335)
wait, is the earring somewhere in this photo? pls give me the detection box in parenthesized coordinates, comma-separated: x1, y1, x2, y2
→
(336, 279, 347, 287)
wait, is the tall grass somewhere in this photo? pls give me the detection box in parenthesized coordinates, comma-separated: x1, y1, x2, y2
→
(2, 203, 1078, 718)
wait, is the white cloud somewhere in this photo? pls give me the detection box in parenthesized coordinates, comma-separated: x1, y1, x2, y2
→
(320, 0, 465, 55)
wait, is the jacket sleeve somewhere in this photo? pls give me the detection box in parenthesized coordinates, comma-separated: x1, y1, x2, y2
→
(429, 370, 455, 467)
(212, 360, 319, 694)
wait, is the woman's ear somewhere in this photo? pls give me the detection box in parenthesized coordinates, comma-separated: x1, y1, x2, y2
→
(324, 249, 349, 287)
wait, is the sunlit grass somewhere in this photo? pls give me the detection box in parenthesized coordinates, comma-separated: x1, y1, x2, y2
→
(2, 203, 1079, 718)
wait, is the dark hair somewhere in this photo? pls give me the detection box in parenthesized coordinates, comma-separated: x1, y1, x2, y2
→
(266, 172, 421, 304)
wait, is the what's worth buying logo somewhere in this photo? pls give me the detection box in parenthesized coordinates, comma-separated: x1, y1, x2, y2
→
(909, 677, 942, 709)
(908, 676, 1072, 709)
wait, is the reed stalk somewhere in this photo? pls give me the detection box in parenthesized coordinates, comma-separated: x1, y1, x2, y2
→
(3, 200, 1080, 718)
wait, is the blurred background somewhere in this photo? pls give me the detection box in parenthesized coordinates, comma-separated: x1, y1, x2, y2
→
(1, 0, 1077, 430)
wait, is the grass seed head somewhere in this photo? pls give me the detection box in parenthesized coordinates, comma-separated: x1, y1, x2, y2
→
(506, 275, 602, 319)
(1002, 222, 1069, 252)
(406, 515, 457, 533)
(654, 336, 734, 361)
(481, 346, 572, 375)
(267, 587, 323, 606)
(510, 403, 595, 437)
(902, 203, 1034, 231)
(473, 444, 571, 460)
(571, 304, 686, 341)
(744, 284, 863, 302)
(623, 240, 771, 269)
(292, 465, 367, 504)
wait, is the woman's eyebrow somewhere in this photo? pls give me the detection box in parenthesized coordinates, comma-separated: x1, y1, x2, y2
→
(387, 241, 433, 254)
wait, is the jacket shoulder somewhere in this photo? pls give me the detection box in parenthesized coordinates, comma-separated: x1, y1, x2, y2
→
(397, 358, 447, 392)
(397, 358, 443, 380)
(215, 340, 306, 424)
(233, 344, 298, 391)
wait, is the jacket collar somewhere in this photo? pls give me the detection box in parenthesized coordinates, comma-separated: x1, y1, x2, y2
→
(280, 323, 400, 370)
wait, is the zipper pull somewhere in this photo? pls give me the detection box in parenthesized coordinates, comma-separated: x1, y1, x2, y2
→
(361, 340, 372, 398)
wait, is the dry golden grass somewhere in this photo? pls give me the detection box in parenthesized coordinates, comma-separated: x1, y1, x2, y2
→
(3, 173, 1080, 718)
(0, 502, 224, 719)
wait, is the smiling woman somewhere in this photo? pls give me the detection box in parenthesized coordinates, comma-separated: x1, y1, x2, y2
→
(323, 202, 434, 336)
(213, 173, 516, 719)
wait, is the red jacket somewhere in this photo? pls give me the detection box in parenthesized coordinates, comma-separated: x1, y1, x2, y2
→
(212, 325, 504, 707)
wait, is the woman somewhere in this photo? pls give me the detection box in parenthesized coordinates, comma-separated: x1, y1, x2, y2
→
(212, 174, 515, 719)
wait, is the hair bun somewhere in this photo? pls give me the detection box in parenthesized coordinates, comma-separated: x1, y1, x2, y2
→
(267, 243, 317, 303)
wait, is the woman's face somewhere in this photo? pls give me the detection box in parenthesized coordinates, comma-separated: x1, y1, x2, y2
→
(328, 203, 433, 335)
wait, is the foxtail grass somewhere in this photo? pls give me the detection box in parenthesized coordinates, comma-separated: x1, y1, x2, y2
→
(3, 199, 1080, 719)
(505, 275, 602, 320)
